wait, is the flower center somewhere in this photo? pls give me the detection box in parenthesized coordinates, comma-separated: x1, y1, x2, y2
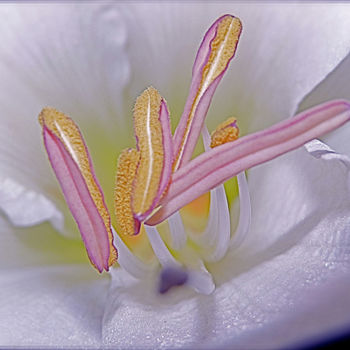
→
(38, 14, 350, 295)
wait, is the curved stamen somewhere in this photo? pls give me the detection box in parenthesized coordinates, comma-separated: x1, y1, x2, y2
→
(149, 100, 350, 224)
(190, 187, 219, 248)
(197, 126, 231, 261)
(167, 212, 187, 251)
(112, 226, 153, 279)
(230, 171, 251, 251)
(144, 225, 181, 268)
(172, 244, 216, 294)
(145, 224, 215, 294)
(186, 266, 215, 295)
(205, 183, 231, 262)
(173, 15, 242, 169)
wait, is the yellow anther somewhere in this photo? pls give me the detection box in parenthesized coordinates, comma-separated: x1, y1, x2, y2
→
(173, 15, 242, 170)
(201, 16, 242, 89)
(210, 117, 239, 148)
(39, 107, 117, 266)
(132, 87, 165, 217)
(115, 148, 140, 235)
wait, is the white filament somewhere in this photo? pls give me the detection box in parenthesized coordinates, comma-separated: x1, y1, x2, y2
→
(206, 183, 231, 262)
(230, 171, 251, 251)
(145, 224, 216, 294)
(114, 124, 252, 294)
(112, 226, 152, 279)
(167, 211, 187, 250)
(144, 224, 180, 268)
(186, 263, 215, 295)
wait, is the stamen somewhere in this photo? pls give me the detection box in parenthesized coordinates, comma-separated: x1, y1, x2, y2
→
(39, 107, 117, 272)
(173, 15, 242, 169)
(112, 226, 153, 279)
(190, 127, 219, 247)
(201, 17, 242, 90)
(149, 100, 350, 224)
(197, 125, 231, 261)
(166, 243, 216, 294)
(146, 224, 215, 294)
(114, 148, 141, 235)
(210, 117, 239, 148)
(190, 187, 219, 247)
(205, 184, 231, 262)
(167, 211, 187, 251)
(144, 224, 181, 268)
(185, 260, 215, 295)
(206, 118, 240, 260)
(230, 171, 251, 251)
(132, 87, 172, 221)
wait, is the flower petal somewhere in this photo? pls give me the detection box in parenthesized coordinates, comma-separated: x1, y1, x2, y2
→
(0, 216, 87, 269)
(0, 177, 63, 231)
(299, 53, 350, 157)
(305, 139, 350, 170)
(102, 145, 350, 349)
(148, 100, 350, 224)
(0, 265, 108, 347)
(120, 3, 350, 135)
(0, 4, 131, 235)
(40, 108, 117, 272)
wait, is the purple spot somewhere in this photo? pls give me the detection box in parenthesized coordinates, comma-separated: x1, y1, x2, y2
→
(158, 266, 188, 294)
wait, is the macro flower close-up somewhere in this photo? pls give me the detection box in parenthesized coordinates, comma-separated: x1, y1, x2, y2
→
(1, 2, 350, 349)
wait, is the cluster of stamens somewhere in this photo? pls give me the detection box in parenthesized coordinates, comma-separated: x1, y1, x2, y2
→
(38, 14, 350, 293)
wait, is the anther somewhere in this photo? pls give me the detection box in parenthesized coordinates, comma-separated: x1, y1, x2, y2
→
(210, 117, 239, 148)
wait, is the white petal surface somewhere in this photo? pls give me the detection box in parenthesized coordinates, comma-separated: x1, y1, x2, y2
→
(0, 3, 131, 234)
(0, 264, 109, 346)
(299, 53, 350, 156)
(0, 216, 88, 268)
(0, 3, 349, 349)
(119, 3, 350, 134)
(0, 177, 63, 230)
(102, 145, 350, 349)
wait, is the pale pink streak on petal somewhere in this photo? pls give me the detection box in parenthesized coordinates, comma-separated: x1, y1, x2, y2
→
(173, 15, 242, 170)
(43, 127, 111, 272)
(147, 100, 350, 225)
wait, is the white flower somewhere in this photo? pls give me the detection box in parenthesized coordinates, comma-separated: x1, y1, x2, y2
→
(0, 2, 350, 349)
